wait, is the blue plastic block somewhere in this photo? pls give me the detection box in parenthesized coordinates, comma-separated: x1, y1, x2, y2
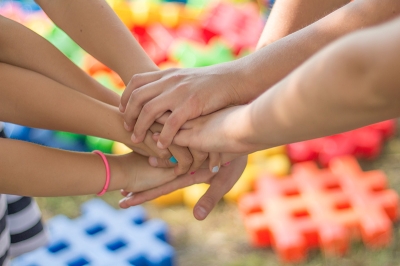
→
(12, 199, 175, 266)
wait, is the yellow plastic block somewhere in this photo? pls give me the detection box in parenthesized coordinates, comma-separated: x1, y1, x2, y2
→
(152, 189, 184, 206)
(248, 146, 286, 164)
(224, 154, 291, 202)
(263, 154, 291, 177)
(130, 1, 151, 26)
(112, 142, 132, 155)
(224, 164, 263, 202)
(160, 3, 184, 28)
(113, 2, 134, 29)
(183, 184, 209, 208)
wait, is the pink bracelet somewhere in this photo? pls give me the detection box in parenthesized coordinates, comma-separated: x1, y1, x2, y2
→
(93, 150, 111, 196)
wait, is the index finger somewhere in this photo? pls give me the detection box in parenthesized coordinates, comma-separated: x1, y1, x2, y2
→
(120, 71, 163, 112)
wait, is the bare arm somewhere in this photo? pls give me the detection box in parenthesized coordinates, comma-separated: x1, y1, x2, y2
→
(0, 15, 119, 106)
(173, 17, 400, 153)
(0, 62, 172, 158)
(257, 0, 349, 48)
(35, 0, 158, 84)
(120, 0, 400, 150)
(0, 137, 176, 197)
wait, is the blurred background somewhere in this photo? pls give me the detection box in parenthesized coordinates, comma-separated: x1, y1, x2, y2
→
(1, 0, 400, 265)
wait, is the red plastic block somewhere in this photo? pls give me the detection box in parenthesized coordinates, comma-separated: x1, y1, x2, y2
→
(287, 120, 396, 167)
(238, 156, 398, 263)
(202, 2, 263, 54)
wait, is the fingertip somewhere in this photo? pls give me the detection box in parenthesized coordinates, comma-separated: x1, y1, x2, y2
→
(211, 166, 220, 173)
(149, 156, 158, 167)
(119, 104, 125, 113)
(194, 205, 208, 220)
(131, 133, 144, 144)
(157, 141, 166, 149)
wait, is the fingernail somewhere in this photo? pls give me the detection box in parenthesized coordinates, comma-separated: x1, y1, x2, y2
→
(212, 166, 219, 173)
(131, 133, 137, 142)
(127, 192, 134, 198)
(169, 156, 178, 164)
(124, 122, 130, 131)
(157, 141, 164, 149)
(119, 104, 124, 112)
(190, 171, 196, 175)
(223, 161, 231, 167)
(119, 197, 127, 204)
(149, 157, 158, 166)
(196, 206, 207, 220)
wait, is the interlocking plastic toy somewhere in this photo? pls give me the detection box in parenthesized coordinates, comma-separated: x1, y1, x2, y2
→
(152, 146, 291, 206)
(287, 120, 396, 167)
(239, 156, 399, 263)
(12, 199, 175, 266)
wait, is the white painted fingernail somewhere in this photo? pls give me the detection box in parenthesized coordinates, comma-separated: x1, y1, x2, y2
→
(212, 166, 219, 173)
(127, 192, 134, 197)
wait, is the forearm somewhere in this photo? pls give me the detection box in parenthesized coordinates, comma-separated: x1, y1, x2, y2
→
(236, 0, 400, 103)
(36, 0, 158, 84)
(246, 18, 400, 149)
(257, 0, 349, 48)
(0, 138, 126, 196)
(0, 63, 132, 147)
(0, 15, 119, 106)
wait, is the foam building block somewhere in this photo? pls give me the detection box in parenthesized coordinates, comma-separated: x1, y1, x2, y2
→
(287, 120, 396, 167)
(238, 156, 399, 263)
(12, 199, 175, 266)
(152, 147, 290, 206)
(224, 147, 291, 202)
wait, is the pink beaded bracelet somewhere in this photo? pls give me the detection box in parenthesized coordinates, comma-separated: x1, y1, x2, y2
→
(93, 150, 110, 196)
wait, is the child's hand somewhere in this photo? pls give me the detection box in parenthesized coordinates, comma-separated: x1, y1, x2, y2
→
(119, 64, 251, 150)
(117, 152, 177, 193)
(119, 156, 247, 220)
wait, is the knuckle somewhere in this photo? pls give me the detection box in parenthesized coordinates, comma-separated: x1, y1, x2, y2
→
(158, 150, 171, 160)
(166, 115, 181, 129)
(199, 195, 216, 210)
(130, 74, 143, 84)
(142, 102, 154, 115)
(196, 152, 208, 162)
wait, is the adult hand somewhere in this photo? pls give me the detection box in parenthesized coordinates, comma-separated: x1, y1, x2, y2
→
(173, 105, 261, 154)
(119, 156, 247, 220)
(148, 126, 220, 175)
(120, 62, 250, 150)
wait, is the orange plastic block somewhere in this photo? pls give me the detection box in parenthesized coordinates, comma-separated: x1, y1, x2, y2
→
(239, 156, 398, 263)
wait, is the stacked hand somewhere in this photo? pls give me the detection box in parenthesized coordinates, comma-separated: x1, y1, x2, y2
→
(117, 65, 257, 220)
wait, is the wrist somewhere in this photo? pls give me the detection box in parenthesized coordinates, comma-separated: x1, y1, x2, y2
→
(105, 154, 129, 192)
(227, 58, 266, 105)
(235, 104, 271, 153)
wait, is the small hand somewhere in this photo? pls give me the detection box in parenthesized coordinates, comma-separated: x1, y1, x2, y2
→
(119, 156, 247, 220)
(120, 63, 248, 150)
(118, 152, 177, 193)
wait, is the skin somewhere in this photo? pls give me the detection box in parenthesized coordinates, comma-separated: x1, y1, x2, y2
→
(0, 1, 247, 220)
(0, 137, 176, 197)
(35, 0, 198, 175)
(257, 0, 349, 48)
(171, 17, 400, 155)
(119, 0, 400, 150)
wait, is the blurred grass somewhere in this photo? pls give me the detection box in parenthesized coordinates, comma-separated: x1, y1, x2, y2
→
(36, 121, 400, 266)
